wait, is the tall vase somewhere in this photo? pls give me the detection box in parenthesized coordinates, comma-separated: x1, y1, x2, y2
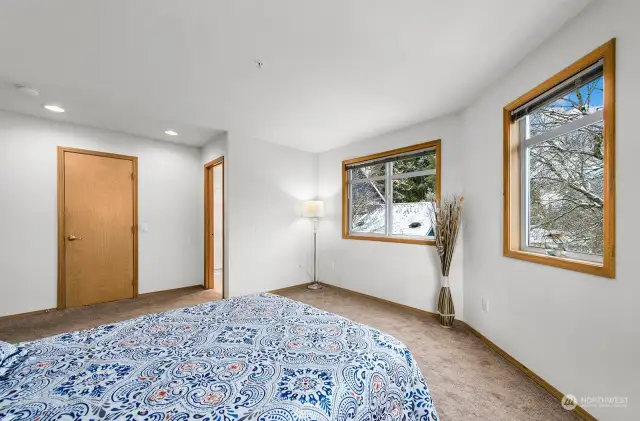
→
(437, 275, 455, 328)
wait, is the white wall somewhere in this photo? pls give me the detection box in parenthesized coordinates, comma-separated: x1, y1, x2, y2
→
(201, 132, 227, 165)
(0, 111, 203, 317)
(317, 115, 465, 317)
(226, 133, 318, 297)
(461, 1, 639, 419)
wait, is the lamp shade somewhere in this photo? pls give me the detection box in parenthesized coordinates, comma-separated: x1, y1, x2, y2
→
(302, 200, 325, 218)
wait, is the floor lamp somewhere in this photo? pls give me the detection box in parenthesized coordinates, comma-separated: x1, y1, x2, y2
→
(302, 200, 324, 290)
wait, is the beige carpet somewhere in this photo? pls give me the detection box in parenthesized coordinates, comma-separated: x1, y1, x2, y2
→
(0, 287, 222, 343)
(0, 285, 578, 421)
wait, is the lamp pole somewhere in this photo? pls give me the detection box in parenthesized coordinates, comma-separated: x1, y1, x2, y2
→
(307, 217, 322, 290)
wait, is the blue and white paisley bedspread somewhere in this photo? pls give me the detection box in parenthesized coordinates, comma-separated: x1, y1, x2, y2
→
(0, 293, 438, 421)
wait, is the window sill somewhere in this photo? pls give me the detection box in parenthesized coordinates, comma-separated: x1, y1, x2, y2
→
(504, 248, 614, 278)
(343, 233, 435, 246)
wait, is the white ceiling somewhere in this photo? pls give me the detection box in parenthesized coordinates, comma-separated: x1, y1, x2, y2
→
(0, 0, 591, 151)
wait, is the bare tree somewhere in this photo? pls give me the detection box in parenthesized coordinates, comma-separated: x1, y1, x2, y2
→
(527, 77, 604, 255)
(350, 165, 386, 233)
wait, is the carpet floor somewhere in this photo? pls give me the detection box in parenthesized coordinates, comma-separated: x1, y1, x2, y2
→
(0, 285, 578, 421)
(0, 287, 222, 343)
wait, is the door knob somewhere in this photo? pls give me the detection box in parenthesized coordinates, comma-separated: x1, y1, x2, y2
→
(68, 235, 82, 241)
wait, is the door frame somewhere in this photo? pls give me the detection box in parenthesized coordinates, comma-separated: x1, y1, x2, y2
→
(57, 146, 139, 309)
(204, 157, 225, 297)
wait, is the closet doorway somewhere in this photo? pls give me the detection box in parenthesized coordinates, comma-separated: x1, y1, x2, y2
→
(204, 157, 224, 297)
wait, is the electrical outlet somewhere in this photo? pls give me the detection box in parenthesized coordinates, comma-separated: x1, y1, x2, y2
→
(482, 298, 489, 312)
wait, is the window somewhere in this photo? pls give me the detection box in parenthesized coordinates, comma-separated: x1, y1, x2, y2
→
(503, 39, 615, 277)
(342, 140, 440, 245)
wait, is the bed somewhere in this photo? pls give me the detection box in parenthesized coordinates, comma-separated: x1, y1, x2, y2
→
(0, 293, 438, 421)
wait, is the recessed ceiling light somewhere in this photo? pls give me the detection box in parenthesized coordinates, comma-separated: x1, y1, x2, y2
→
(165, 130, 178, 136)
(15, 84, 40, 97)
(43, 104, 65, 113)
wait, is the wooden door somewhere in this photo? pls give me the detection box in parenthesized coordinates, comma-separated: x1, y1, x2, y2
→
(58, 147, 138, 308)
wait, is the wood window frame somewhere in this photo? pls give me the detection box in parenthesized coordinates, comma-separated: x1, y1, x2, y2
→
(503, 39, 615, 278)
(57, 146, 139, 309)
(342, 139, 441, 246)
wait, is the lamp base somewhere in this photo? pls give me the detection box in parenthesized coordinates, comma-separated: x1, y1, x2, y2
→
(307, 281, 323, 291)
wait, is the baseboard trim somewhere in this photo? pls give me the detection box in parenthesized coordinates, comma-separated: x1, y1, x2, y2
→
(305, 283, 596, 421)
(268, 283, 311, 295)
(321, 283, 468, 328)
(0, 308, 57, 322)
(324, 283, 439, 316)
(138, 285, 204, 297)
(464, 323, 597, 421)
(0, 286, 205, 320)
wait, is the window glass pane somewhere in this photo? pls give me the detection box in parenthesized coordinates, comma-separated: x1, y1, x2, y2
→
(392, 151, 436, 174)
(528, 75, 603, 138)
(527, 121, 604, 255)
(351, 180, 386, 234)
(392, 175, 435, 236)
(350, 163, 385, 180)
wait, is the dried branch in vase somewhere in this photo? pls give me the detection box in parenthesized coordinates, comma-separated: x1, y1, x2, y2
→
(427, 194, 464, 276)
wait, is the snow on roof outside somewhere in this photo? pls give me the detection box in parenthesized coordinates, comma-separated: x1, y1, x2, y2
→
(353, 202, 433, 237)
